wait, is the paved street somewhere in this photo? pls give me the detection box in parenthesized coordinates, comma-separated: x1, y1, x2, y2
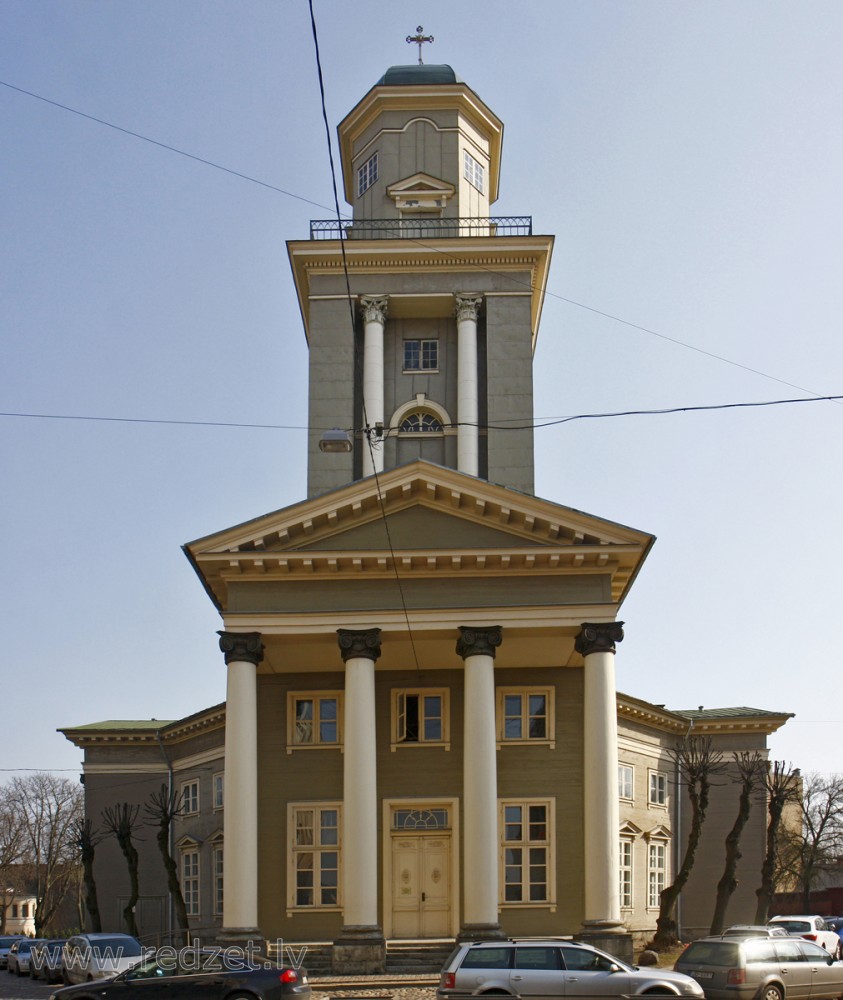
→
(0, 972, 54, 999)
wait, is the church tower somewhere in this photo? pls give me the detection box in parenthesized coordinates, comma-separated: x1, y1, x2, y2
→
(288, 63, 553, 497)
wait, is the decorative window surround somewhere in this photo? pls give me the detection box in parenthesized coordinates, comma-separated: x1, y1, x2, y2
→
(210, 832, 224, 916)
(287, 692, 343, 752)
(619, 838, 633, 910)
(287, 803, 341, 912)
(496, 687, 555, 748)
(648, 840, 667, 909)
(499, 798, 555, 909)
(180, 847, 200, 917)
(391, 688, 450, 750)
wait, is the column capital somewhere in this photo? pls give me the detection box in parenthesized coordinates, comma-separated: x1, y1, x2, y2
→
(337, 627, 382, 663)
(454, 293, 483, 324)
(456, 625, 502, 660)
(359, 295, 389, 325)
(217, 631, 264, 666)
(575, 622, 625, 657)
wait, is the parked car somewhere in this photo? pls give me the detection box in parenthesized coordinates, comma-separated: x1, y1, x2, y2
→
(52, 947, 310, 1000)
(438, 938, 706, 999)
(767, 915, 842, 957)
(62, 933, 145, 984)
(30, 938, 66, 982)
(0, 936, 24, 970)
(8, 938, 45, 975)
(675, 935, 843, 1000)
(722, 925, 789, 938)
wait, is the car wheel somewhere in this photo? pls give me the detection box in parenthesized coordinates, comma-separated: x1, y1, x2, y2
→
(762, 985, 783, 1000)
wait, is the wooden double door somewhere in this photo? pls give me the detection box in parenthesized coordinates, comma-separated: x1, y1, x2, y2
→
(390, 832, 451, 938)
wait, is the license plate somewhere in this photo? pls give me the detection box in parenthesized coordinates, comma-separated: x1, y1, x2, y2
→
(693, 972, 714, 980)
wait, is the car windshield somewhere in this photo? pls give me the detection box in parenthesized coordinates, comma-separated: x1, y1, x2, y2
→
(0, 938, 21, 947)
(90, 937, 144, 957)
(771, 920, 811, 933)
(679, 941, 741, 966)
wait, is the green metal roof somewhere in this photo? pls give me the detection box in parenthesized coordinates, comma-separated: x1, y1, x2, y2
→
(62, 719, 175, 731)
(674, 706, 792, 720)
(377, 64, 462, 86)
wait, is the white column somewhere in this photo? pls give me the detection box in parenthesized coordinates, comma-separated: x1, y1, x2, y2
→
(457, 625, 503, 938)
(576, 622, 625, 928)
(337, 628, 382, 932)
(218, 630, 263, 940)
(455, 294, 483, 477)
(360, 296, 388, 478)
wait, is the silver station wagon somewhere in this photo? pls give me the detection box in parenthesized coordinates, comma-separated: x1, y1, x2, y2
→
(675, 935, 843, 1000)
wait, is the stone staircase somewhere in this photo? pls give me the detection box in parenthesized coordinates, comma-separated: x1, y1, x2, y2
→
(385, 940, 454, 975)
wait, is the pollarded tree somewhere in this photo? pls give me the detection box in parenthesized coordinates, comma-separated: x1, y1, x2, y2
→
(101, 803, 142, 937)
(144, 785, 190, 941)
(74, 819, 103, 932)
(754, 761, 801, 923)
(709, 751, 766, 934)
(651, 735, 727, 950)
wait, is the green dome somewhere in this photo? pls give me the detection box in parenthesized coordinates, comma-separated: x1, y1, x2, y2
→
(377, 64, 462, 86)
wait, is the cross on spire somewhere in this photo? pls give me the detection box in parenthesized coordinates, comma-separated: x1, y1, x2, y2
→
(406, 25, 434, 65)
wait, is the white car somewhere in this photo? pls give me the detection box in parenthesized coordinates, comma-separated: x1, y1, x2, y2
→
(62, 933, 144, 984)
(768, 915, 842, 957)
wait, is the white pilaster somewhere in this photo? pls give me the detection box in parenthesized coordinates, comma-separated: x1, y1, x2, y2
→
(455, 295, 483, 477)
(218, 631, 263, 939)
(337, 628, 382, 931)
(577, 622, 624, 927)
(360, 296, 388, 478)
(457, 625, 503, 937)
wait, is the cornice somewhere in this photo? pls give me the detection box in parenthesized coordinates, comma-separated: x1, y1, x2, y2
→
(60, 704, 226, 750)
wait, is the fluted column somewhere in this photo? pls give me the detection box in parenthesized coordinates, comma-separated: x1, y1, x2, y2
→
(576, 621, 625, 928)
(218, 630, 264, 943)
(360, 296, 388, 478)
(334, 628, 384, 973)
(457, 625, 504, 939)
(455, 295, 483, 477)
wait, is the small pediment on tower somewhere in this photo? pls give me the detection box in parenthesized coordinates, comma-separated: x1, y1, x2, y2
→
(387, 173, 456, 211)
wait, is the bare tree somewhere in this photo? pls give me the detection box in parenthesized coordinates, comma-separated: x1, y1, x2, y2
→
(789, 773, 843, 911)
(709, 751, 766, 934)
(754, 761, 801, 923)
(144, 784, 189, 940)
(7, 773, 82, 935)
(651, 735, 727, 950)
(74, 819, 103, 932)
(101, 803, 142, 937)
(0, 784, 25, 933)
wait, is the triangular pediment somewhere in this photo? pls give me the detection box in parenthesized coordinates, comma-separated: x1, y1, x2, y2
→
(387, 172, 456, 197)
(184, 461, 654, 611)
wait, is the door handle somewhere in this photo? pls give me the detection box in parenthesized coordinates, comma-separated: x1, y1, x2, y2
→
(422, 892, 426, 902)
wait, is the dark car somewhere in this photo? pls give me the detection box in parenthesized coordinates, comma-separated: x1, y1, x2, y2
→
(0, 937, 24, 971)
(51, 947, 310, 1000)
(30, 938, 66, 982)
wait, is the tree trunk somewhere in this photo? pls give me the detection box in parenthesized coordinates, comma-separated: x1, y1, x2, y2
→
(80, 830, 102, 932)
(154, 821, 189, 939)
(755, 798, 785, 923)
(710, 778, 754, 933)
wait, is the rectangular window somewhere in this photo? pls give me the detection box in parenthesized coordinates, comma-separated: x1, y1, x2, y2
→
(393, 689, 448, 747)
(500, 799, 553, 905)
(213, 845, 224, 915)
(497, 688, 554, 746)
(618, 764, 634, 800)
(402, 339, 439, 371)
(182, 850, 200, 916)
(463, 149, 485, 193)
(11, 905, 17, 918)
(213, 773, 224, 810)
(181, 780, 199, 815)
(21, 904, 28, 918)
(290, 805, 340, 909)
(357, 152, 378, 196)
(619, 840, 633, 909)
(648, 842, 666, 908)
(288, 692, 342, 750)
(649, 770, 667, 806)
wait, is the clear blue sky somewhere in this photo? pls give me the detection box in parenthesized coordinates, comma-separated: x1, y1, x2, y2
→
(2, 1, 841, 777)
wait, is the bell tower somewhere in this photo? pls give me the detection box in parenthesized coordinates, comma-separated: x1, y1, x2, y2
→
(288, 64, 553, 497)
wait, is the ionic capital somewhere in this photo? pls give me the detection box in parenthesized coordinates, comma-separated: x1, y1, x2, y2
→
(360, 295, 389, 326)
(575, 622, 625, 658)
(456, 625, 502, 660)
(218, 631, 265, 666)
(454, 294, 483, 325)
(337, 627, 382, 663)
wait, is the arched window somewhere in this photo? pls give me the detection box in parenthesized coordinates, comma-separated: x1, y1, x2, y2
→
(399, 411, 443, 434)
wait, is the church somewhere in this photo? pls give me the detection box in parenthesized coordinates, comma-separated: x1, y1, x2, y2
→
(62, 59, 791, 972)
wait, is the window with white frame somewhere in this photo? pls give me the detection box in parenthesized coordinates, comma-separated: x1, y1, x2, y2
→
(399, 411, 443, 433)
(649, 770, 667, 806)
(618, 764, 634, 800)
(619, 839, 633, 909)
(289, 805, 340, 909)
(181, 780, 199, 815)
(403, 339, 439, 372)
(501, 800, 553, 905)
(181, 849, 200, 916)
(392, 689, 448, 747)
(288, 693, 342, 749)
(497, 688, 554, 745)
(648, 841, 667, 908)
(213, 772, 224, 810)
(463, 149, 485, 193)
(357, 152, 378, 197)
(212, 842, 224, 915)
